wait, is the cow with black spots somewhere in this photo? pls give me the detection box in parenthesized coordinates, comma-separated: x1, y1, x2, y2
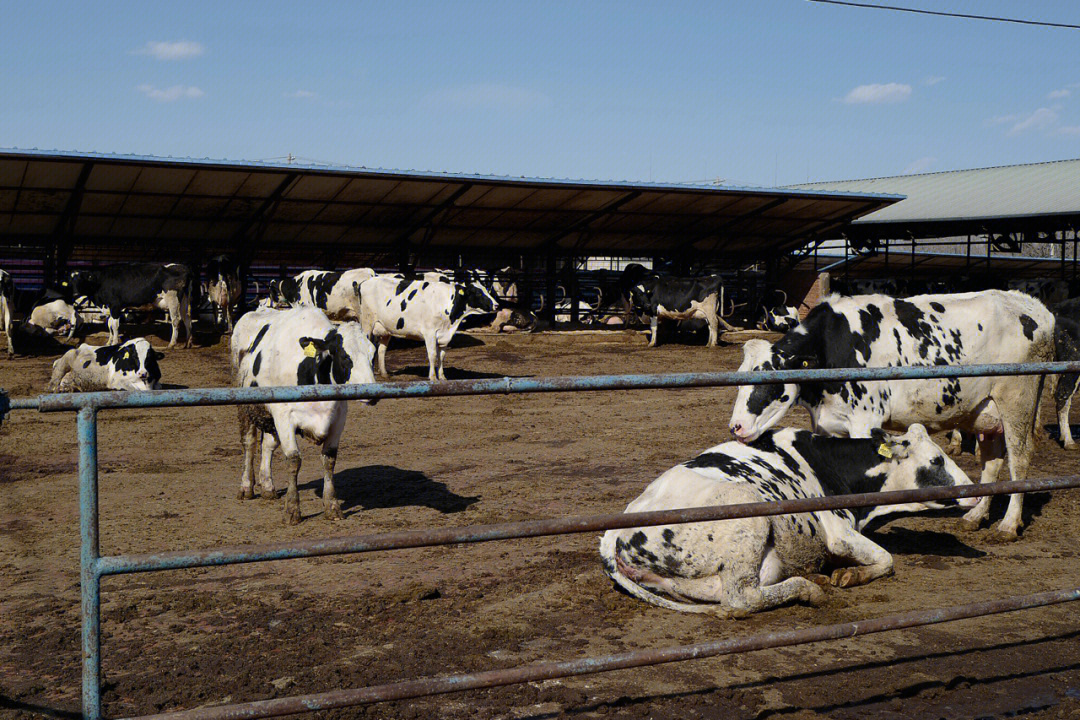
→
(600, 424, 974, 616)
(626, 271, 738, 348)
(277, 268, 376, 321)
(47, 338, 163, 392)
(1050, 296, 1080, 450)
(0, 269, 14, 355)
(230, 307, 378, 524)
(204, 255, 244, 333)
(358, 270, 498, 381)
(729, 290, 1055, 540)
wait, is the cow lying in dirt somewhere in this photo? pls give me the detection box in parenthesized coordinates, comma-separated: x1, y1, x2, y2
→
(47, 338, 163, 392)
(599, 424, 974, 617)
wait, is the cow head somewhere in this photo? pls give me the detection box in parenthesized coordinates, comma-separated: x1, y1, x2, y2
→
(68, 270, 99, 298)
(626, 282, 654, 317)
(453, 271, 499, 314)
(857, 424, 976, 529)
(729, 339, 810, 443)
(333, 323, 379, 405)
(107, 338, 163, 391)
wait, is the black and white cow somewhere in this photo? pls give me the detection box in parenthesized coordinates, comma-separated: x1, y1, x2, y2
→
(756, 291, 800, 333)
(204, 255, 243, 333)
(28, 297, 80, 338)
(1050, 297, 1080, 450)
(47, 338, 163, 392)
(0, 269, 14, 355)
(600, 425, 975, 616)
(627, 272, 738, 347)
(728, 290, 1055, 540)
(358, 270, 498, 380)
(1009, 277, 1070, 306)
(230, 307, 378, 524)
(275, 268, 376, 321)
(69, 263, 195, 348)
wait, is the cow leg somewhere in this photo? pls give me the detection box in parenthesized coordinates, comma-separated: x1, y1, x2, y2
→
(1055, 373, 1078, 450)
(988, 378, 1043, 540)
(274, 430, 303, 525)
(319, 417, 346, 520)
(648, 316, 659, 347)
(436, 343, 448, 381)
(107, 308, 121, 346)
(424, 334, 439, 381)
(959, 431, 1005, 532)
(826, 525, 894, 588)
(160, 292, 182, 348)
(238, 407, 258, 500)
(1, 296, 14, 355)
(181, 292, 193, 348)
(259, 431, 278, 500)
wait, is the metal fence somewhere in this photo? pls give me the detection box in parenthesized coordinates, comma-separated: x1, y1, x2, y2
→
(5, 359, 1080, 720)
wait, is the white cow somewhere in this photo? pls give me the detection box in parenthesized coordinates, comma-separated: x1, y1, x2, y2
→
(358, 270, 498, 381)
(48, 338, 163, 392)
(29, 298, 79, 339)
(729, 290, 1055, 540)
(231, 307, 377, 524)
(600, 425, 975, 616)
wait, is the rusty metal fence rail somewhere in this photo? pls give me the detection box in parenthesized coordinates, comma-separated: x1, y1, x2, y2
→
(4, 359, 1080, 720)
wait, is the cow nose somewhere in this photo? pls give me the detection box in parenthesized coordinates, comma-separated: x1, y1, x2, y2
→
(730, 423, 742, 436)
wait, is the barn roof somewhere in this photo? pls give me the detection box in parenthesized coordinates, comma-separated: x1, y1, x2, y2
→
(0, 149, 899, 266)
(790, 249, 1078, 280)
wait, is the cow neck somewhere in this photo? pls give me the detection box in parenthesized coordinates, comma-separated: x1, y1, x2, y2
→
(788, 431, 890, 498)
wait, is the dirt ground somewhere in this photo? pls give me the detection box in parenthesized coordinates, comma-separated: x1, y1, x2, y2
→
(2, 323, 1080, 720)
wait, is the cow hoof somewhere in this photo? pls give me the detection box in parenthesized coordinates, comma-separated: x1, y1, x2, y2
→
(284, 506, 301, 526)
(989, 527, 1020, 543)
(325, 503, 344, 521)
(831, 568, 859, 588)
(1063, 443, 1077, 452)
(804, 583, 828, 606)
(238, 488, 255, 501)
(260, 488, 278, 501)
(957, 518, 983, 533)
(806, 574, 831, 587)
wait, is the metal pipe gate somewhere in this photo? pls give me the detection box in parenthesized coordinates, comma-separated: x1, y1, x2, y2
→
(5, 359, 1080, 719)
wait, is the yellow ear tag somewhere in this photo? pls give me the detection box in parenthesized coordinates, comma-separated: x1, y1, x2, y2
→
(877, 443, 893, 459)
(304, 343, 317, 358)
(802, 360, 809, 368)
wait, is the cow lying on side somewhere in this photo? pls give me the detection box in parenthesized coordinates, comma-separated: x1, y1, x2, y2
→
(48, 338, 163, 392)
(600, 425, 974, 617)
(359, 270, 498, 381)
(29, 297, 80, 338)
(276, 268, 376, 321)
(729, 290, 1055, 540)
(69, 263, 195, 348)
(231, 307, 378, 524)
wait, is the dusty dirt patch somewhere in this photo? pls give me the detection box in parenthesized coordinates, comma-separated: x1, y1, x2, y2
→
(2, 328, 1080, 719)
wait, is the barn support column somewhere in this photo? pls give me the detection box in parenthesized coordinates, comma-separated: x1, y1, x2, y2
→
(569, 256, 581, 325)
(544, 250, 557, 323)
(47, 161, 93, 288)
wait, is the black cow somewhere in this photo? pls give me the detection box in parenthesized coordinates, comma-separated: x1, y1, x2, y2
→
(625, 268, 738, 347)
(69, 263, 195, 348)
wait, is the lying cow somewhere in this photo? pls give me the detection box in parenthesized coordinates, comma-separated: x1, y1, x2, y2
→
(48, 338, 163, 392)
(0, 269, 13, 355)
(729, 290, 1055, 540)
(69, 263, 194, 348)
(359, 270, 498, 380)
(627, 272, 738, 347)
(756, 291, 800, 333)
(29, 296, 80, 338)
(231, 307, 378, 524)
(275, 268, 376, 321)
(600, 425, 974, 616)
(204, 255, 243, 333)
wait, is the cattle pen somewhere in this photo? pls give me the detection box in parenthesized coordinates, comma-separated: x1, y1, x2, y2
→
(4, 359, 1080, 720)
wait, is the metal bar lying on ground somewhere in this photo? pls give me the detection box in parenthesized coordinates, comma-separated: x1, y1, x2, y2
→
(130, 586, 1080, 720)
(22, 359, 1080, 413)
(95, 475, 1080, 576)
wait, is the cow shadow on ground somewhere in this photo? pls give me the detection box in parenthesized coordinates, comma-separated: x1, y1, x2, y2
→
(390, 365, 531, 380)
(1044, 422, 1080, 448)
(385, 334, 486, 350)
(158, 383, 188, 390)
(300, 465, 479, 516)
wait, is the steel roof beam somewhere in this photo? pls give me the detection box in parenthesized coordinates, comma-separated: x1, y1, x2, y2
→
(540, 190, 641, 253)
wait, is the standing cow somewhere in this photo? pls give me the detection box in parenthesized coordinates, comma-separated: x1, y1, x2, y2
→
(728, 290, 1055, 540)
(0, 269, 14, 355)
(600, 425, 975, 616)
(275, 268, 376, 321)
(204, 255, 243, 333)
(231, 307, 378, 524)
(627, 272, 738, 347)
(359, 270, 498, 381)
(69, 263, 195, 348)
(1050, 297, 1080, 450)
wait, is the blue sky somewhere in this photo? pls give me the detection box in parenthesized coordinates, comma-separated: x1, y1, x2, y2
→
(3, 1, 1080, 186)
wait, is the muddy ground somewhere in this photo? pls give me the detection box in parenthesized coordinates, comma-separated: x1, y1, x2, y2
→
(2, 323, 1080, 719)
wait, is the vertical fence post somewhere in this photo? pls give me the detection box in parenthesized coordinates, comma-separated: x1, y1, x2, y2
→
(78, 405, 102, 720)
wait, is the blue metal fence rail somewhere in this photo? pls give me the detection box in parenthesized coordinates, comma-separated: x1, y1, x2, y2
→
(4, 359, 1080, 719)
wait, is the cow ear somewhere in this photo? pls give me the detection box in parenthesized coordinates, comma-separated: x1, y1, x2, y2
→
(298, 336, 326, 357)
(154, 350, 165, 360)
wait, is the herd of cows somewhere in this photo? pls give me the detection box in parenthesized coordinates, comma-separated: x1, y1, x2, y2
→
(3, 257, 1080, 617)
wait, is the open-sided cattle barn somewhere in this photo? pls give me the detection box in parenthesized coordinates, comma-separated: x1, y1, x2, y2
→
(0, 149, 897, 318)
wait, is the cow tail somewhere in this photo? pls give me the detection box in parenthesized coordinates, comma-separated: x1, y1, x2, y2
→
(1032, 372, 1049, 445)
(598, 533, 730, 617)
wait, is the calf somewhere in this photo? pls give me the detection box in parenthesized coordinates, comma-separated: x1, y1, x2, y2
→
(729, 290, 1055, 540)
(600, 425, 974, 616)
(627, 272, 737, 347)
(204, 255, 243, 333)
(231, 307, 378, 524)
(277, 268, 376, 321)
(69, 263, 194, 348)
(48, 338, 163, 392)
(359, 270, 498, 380)
(0, 269, 13, 355)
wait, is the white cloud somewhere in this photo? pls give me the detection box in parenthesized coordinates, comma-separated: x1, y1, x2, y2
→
(421, 83, 552, 112)
(841, 83, 912, 105)
(284, 90, 317, 99)
(137, 84, 204, 102)
(133, 40, 205, 61)
(925, 76, 946, 86)
(986, 114, 1019, 126)
(1058, 125, 1080, 136)
(1048, 88, 1070, 99)
(1009, 107, 1059, 135)
(903, 157, 936, 174)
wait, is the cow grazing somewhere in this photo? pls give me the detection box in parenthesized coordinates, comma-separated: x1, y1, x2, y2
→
(627, 272, 738, 347)
(359, 270, 498, 381)
(599, 425, 974, 616)
(69, 263, 195, 348)
(231, 307, 378, 524)
(276, 268, 376, 321)
(728, 290, 1055, 540)
(0, 269, 14, 355)
(204, 255, 243, 333)
(48, 338, 163, 392)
